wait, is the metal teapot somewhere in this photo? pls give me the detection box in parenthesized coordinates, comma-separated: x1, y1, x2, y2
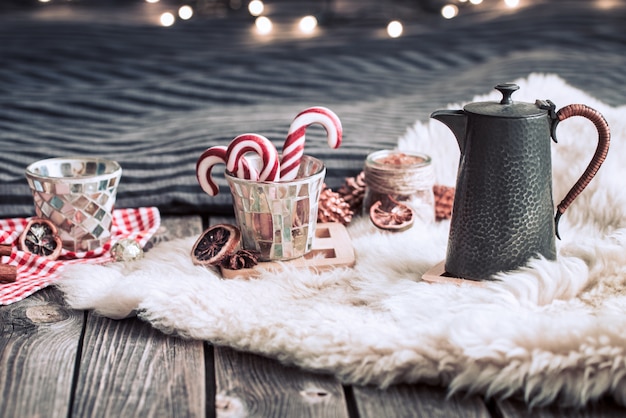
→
(431, 83, 610, 281)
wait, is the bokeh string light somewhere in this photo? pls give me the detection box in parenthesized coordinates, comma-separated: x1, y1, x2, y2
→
(178, 5, 194, 20)
(441, 4, 460, 19)
(145, 0, 528, 31)
(160, 11, 175, 27)
(255, 15, 273, 34)
(33, 0, 525, 35)
(298, 15, 318, 35)
(504, 0, 521, 7)
(386, 20, 403, 38)
(248, 0, 264, 16)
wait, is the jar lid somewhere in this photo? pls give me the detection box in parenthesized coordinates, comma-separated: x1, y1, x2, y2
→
(366, 150, 432, 170)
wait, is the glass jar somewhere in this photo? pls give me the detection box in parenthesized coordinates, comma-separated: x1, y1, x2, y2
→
(362, 150, 435, 224)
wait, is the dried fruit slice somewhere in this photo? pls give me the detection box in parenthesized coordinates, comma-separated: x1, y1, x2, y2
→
(369, 198, 415, 232)
(191, 224, 241, 266)
(19, 218, 63, 260)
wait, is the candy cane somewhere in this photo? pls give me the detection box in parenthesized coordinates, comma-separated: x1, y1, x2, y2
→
(280, 106, 342, 181)
(226, 133, 281, 182)
(196, 145, 259, 196)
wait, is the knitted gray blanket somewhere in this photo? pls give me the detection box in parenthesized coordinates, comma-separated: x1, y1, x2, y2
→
(1, 0, 624, 217)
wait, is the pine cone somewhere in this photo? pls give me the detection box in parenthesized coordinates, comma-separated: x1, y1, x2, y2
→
(433, 185, 455, 220)
(317, 185, 353, 225)
(337, 171, 366, 213)
(221, 249, 260, 270)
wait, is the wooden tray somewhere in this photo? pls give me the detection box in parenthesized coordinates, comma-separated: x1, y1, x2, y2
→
(220, 222, 355, 279)
(421, 261, 486, 287)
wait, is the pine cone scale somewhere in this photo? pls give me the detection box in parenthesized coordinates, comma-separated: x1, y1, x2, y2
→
(317, 184, 353, 225)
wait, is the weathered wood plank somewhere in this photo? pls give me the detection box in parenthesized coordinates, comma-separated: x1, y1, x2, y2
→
(71, 215, 207, 418)
(209, 214, 348, 416)
(495, 397, 626, 418)
(214, 346, 350, 418)
(146, 214, 208, 250)
(0, 286, 84, 418)
(72, 315, 206, 418)
(352, 383, 490, 418)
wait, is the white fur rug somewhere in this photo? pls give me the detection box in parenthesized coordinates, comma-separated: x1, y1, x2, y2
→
(58, 74, 626, 408)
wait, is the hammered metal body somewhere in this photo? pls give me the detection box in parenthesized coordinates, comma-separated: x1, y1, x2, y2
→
(432, 84, 610, 281)
(445, 113, 556, 280)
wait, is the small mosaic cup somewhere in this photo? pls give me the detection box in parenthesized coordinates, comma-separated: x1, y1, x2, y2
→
(25, 157, 122, 252)
(226, 155, 325, 261)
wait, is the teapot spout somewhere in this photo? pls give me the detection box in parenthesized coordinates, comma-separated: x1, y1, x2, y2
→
(430, 110, 467, 154)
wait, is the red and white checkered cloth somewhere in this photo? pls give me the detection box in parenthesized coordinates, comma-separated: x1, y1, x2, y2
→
(0, 207, 160, 305)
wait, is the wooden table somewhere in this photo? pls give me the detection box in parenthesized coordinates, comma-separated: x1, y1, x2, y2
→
(1, 215, 624, 418)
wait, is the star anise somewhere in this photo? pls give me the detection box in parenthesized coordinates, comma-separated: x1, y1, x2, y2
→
(221, 249, 260, 270)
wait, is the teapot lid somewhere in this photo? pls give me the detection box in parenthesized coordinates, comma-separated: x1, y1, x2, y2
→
(464, 83, 546, 118)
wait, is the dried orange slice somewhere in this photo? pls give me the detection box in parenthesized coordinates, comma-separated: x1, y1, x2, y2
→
(369, 199, 415, 232)
(19, 218, 63, 260)
(191, 224, 241, 266)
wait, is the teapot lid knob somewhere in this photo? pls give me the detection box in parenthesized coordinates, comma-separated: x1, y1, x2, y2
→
(465, 83, 543, 117)
(495, 83, 520, 105)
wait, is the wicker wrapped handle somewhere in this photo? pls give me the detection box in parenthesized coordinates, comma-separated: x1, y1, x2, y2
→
(553, 104, 610, 238)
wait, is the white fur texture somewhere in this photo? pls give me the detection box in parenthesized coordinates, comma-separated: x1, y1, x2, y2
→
(58, 74, 626, 407)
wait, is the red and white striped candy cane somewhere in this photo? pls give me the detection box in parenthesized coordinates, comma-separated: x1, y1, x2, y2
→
(196, 145, 259, 196)
(226, 133, 281, 182)
(280, 106, 342, 181)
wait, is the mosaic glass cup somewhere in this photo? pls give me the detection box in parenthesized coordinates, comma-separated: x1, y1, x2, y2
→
(25, 157, 122, 252)
(225, 155, 326, 261)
